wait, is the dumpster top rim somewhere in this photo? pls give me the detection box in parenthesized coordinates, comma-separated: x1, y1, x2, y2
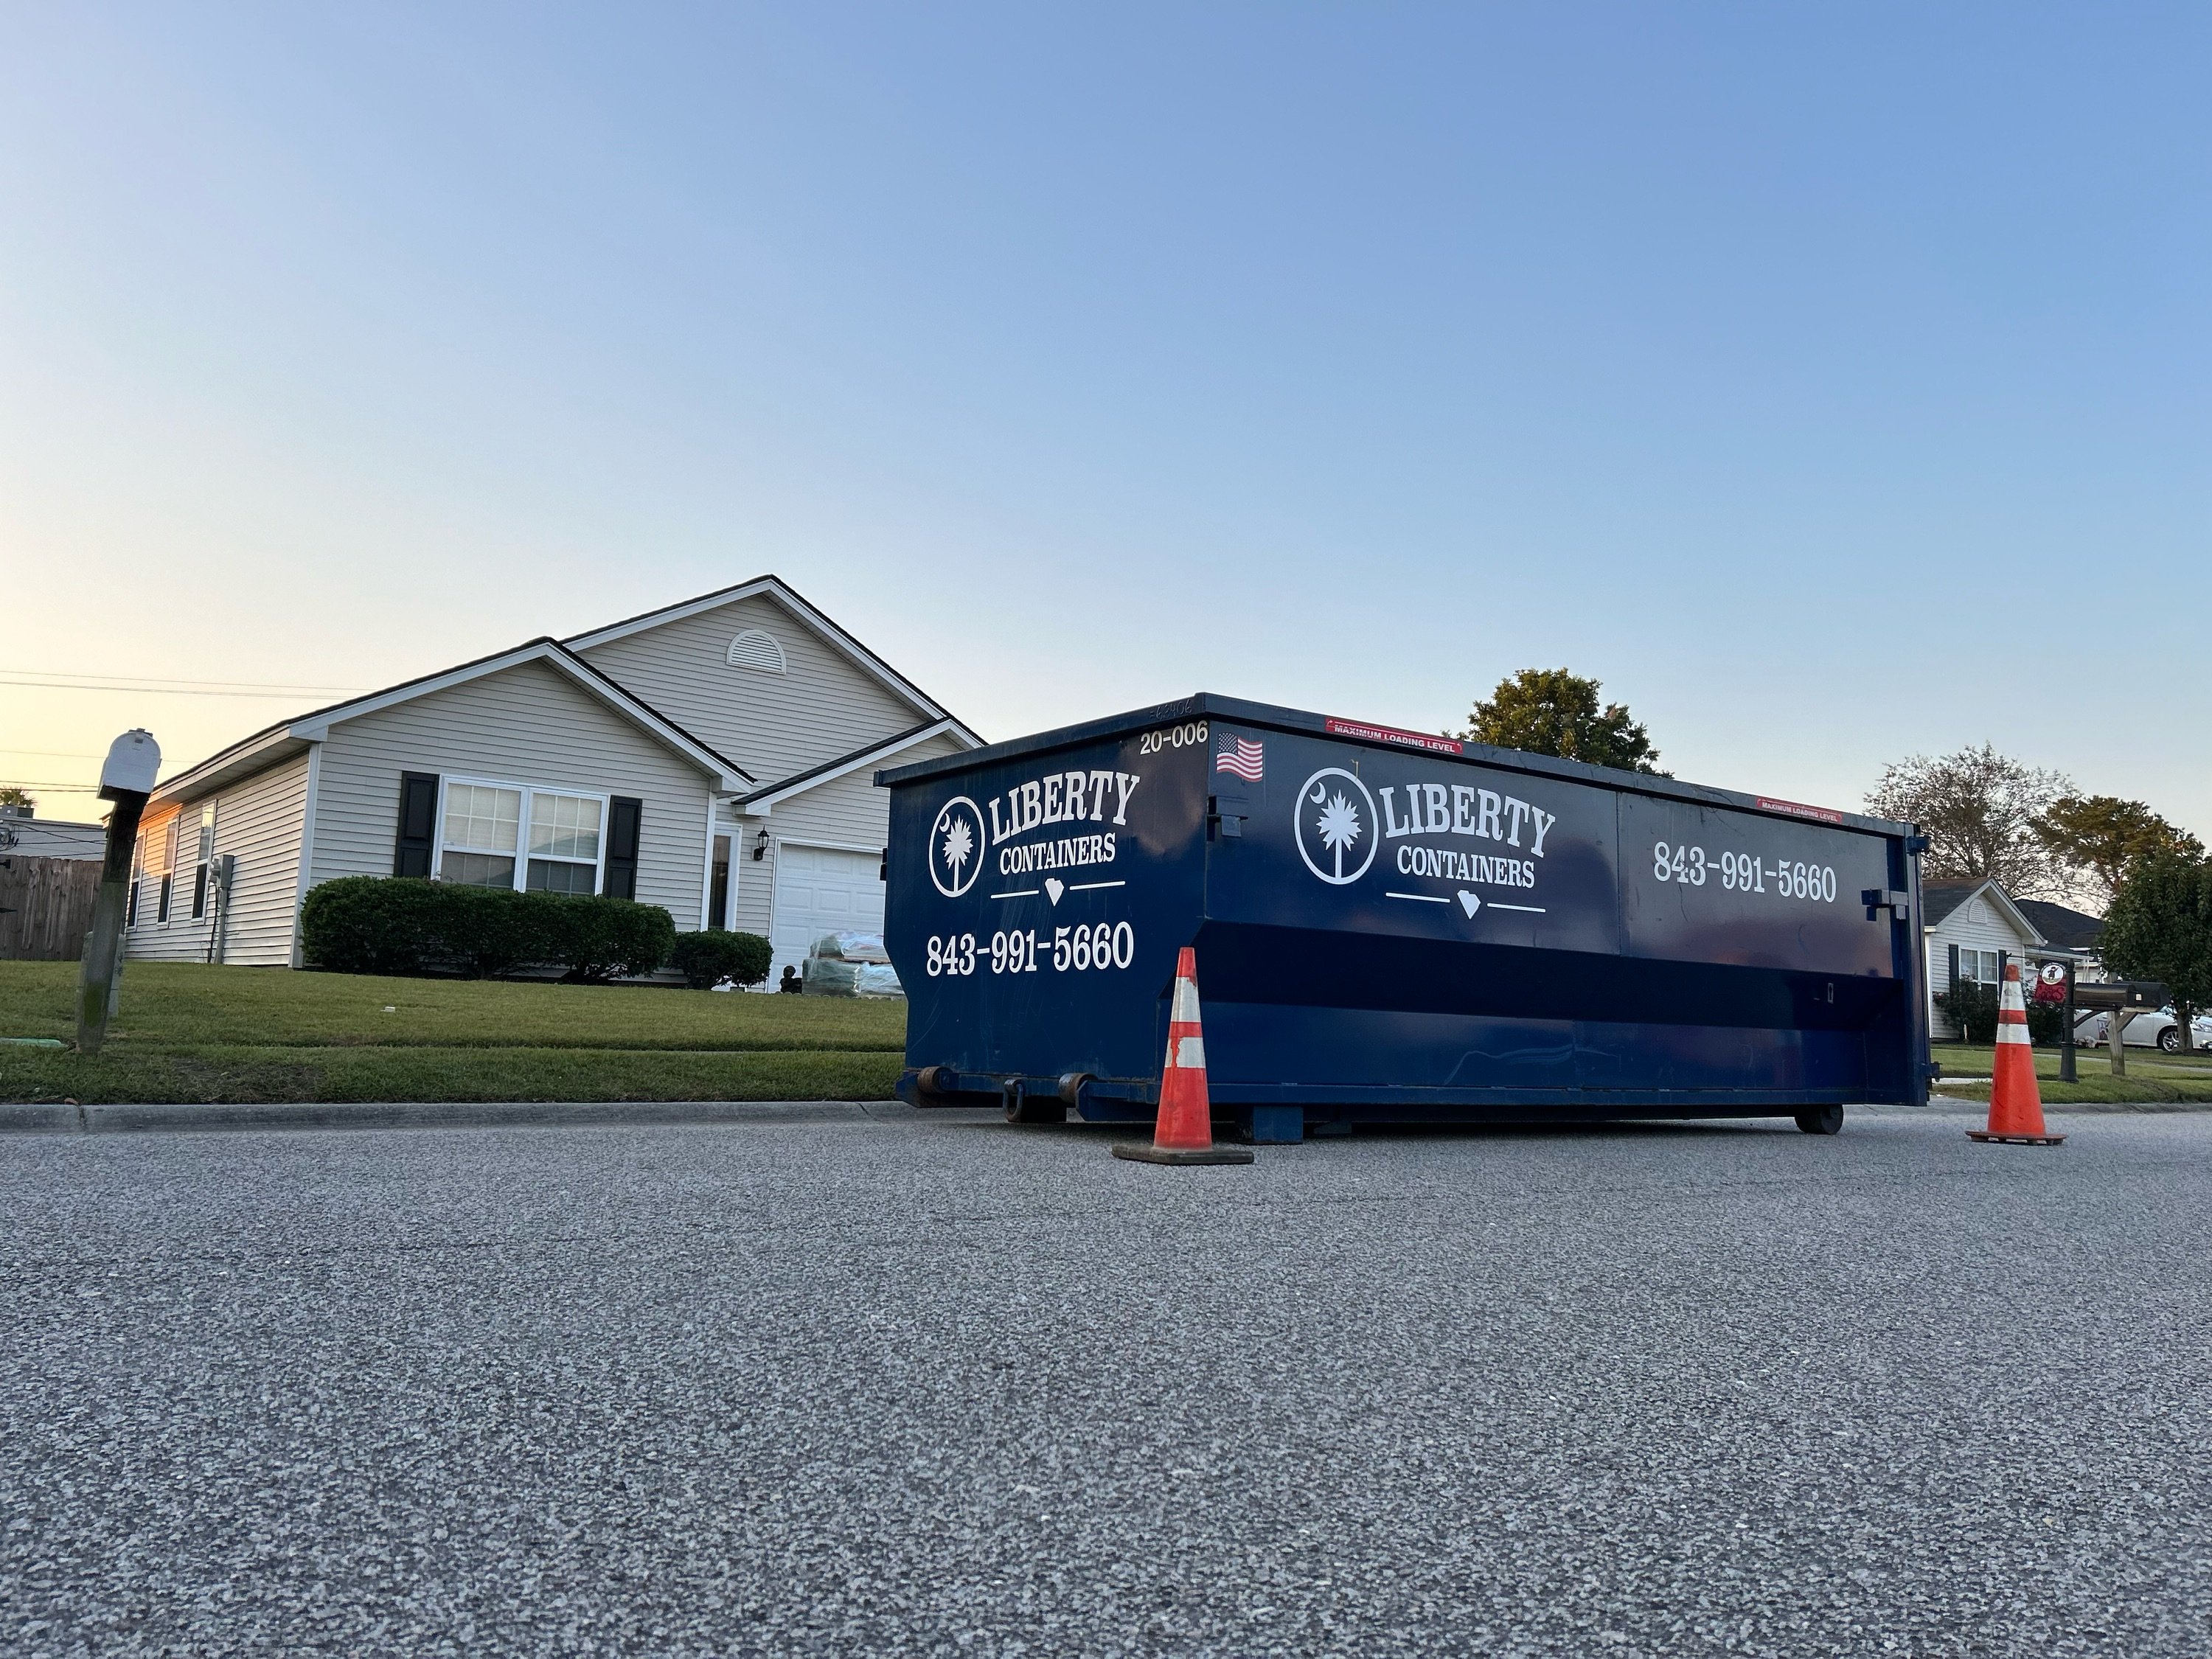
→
(874, 693, 1915, 840)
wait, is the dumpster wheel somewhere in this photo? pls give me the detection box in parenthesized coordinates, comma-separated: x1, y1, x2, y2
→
(1794, 1104, 1844, 1136)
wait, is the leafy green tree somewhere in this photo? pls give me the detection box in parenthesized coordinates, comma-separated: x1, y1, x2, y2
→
(2034, 795, 2204, 904)
(1463, 669, 1661, 774)
(2100, 852, 2212, 1054)
(1865, 744, 2072, 896)
(0, 787, 32, 813)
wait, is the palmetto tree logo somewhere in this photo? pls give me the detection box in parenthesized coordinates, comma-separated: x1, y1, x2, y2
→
(1293, 768, 1379, 886)
(929, 797, 987, 897)
(1314, 790, 1363, 877)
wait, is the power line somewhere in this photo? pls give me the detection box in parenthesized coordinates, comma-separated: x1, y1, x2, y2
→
(0, 779, 111, 790)
(0, 669, 368, 697)
(0, 749, 106, 760)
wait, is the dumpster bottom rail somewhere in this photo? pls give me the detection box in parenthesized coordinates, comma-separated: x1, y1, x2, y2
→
(900, 1068, 1158, 1119)
(901, 1066, 1896, 1130)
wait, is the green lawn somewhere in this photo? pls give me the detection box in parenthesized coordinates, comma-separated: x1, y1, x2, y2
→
(1930, 1041, 2212, 1105)
(0, 961, 907, 1104)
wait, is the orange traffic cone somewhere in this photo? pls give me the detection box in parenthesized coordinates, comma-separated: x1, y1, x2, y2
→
(1967, 961, 2065, 1146)
(1113, 947, 1253, 1166)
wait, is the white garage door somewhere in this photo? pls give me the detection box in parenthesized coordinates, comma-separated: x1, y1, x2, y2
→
(770, 844, 886, 982)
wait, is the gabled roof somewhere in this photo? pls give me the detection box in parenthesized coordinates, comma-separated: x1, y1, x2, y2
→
(152, 639, 754, 806)
(1921, 877, 2048, 945)
(738, 718, 962, 815)
(2014, 898, 2106, 952)
(561, 574, 983, 746)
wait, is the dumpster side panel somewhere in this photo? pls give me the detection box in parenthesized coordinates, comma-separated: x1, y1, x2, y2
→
(884, 699, 1924, 1119)
(1615, 795, 1893, 974)
(886, 719, 1211, 1088)
(1199, 722, 1916, 1110)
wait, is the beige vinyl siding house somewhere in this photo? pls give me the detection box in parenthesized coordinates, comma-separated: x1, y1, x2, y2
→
(127, 577, 978, 976)
(1921, 878, 2047, 1040)
(569, 588, 926, 785)
(210, 756, 314, 965)
(307, 660, 714, 929)
(724, 724, 970, 979)
(122, 754, 310, 967)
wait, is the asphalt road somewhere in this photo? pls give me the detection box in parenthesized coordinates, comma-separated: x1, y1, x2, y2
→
(4, 1107, 2210, 1658)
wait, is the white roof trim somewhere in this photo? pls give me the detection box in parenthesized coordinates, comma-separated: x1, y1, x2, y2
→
(279, 640, 753, 793)
(148, 727, 313, 807)
(739, 720, 963, 815)
(1923, 878, 2048, 947)
(562, 574, 980, 740)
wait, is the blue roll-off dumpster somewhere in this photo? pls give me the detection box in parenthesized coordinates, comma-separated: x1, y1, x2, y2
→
(876, 696, 1930, 1140)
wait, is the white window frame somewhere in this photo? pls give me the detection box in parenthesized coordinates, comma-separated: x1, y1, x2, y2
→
(189, 802, 217, 921)
(155, 815, 181, 925)
(432, 776, 612, 896)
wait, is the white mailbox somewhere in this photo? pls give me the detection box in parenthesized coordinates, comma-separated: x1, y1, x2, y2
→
(97, 728, 161, 799)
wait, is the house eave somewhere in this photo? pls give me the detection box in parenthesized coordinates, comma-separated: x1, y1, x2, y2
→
(278, 639, 753, 792)
(740, 719, 963, 815)
(149, 730, 315, 808)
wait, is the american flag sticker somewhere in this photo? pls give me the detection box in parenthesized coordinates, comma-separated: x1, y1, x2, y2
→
(1214, 736, 1265, 782)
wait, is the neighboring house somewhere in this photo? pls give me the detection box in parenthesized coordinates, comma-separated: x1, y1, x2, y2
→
(1921, 877, 2086, 1039)
(125, 577, 980, 979)
(0, 808, 106, 860)
(2014, 898, 2107, 976)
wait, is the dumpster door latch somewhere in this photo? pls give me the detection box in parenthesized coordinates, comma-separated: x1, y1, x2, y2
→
(1207, 796, 1245, 840)
(1861, 888, 1910, 922)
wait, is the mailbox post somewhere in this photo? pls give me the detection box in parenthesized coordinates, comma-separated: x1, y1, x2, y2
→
(2059, 959, 2077, 1084)
(2071, 980, 2164, 1083)
(76, 730, 160, 1056)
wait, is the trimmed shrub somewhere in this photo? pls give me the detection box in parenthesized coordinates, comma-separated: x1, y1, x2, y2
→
(669, 929, 773, 990)
(1934, 978, 2070, 1046)
(300, 876, 435, 975)
(301, 876, 675, 981)
(1934, 980, 1998, 1044)
(436, 883, 548, 979)
(539, 893, 676, 983)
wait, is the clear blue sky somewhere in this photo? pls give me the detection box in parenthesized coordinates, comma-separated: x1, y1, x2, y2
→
(4, 4, 2205, 832)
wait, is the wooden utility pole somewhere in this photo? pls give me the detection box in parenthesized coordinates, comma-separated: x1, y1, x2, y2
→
(76, 730, 159, 1056)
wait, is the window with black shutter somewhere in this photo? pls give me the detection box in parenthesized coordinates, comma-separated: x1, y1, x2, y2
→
(393, 772, 439, 877)
(604, 796, 643, 900)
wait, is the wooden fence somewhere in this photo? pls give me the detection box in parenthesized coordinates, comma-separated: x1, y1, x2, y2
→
(0, 854, 103, 961)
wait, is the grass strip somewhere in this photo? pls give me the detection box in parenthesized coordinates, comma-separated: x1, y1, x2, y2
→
(1933, 1073, 2212, 1105)
(1930, 1043, 2212, 1083)
(0, 1044, 905, 1105)
(0, 960, 907, 1052)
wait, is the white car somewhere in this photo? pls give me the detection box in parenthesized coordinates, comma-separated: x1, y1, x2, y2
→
(2074, 1006, 2212, 1054)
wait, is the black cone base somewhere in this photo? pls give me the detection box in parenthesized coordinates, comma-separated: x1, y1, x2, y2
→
(1966, 1130, 2067, 1146)
(1111, 1143, 1255, 1165)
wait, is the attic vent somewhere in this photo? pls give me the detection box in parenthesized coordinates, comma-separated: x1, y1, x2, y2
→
(726, 629, 786, 675)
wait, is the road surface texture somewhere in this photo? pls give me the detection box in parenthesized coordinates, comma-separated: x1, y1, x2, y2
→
(4, 1107, 2208, 1657)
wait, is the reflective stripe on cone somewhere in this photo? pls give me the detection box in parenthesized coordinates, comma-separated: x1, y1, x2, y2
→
(1112, 945, 1253, 1166)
